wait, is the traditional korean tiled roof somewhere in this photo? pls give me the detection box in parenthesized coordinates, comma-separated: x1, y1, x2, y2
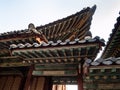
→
(10, 36, 104, 50)
(0, 5, 96, 57)
(85, 13, 120, 89)
(90, 57, 120, 66)
(83, 57, 120, 89)
(101, 13, 120, 58)
(36, 5, 96, 41)
(0, 36, 105, 67)
(7, 36, 104, 66)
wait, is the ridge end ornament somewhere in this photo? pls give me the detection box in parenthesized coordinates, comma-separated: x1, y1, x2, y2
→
(28, 23, 48, 44)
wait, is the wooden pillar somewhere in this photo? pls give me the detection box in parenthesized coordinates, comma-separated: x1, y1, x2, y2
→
(78, 74, 83, 90)
(36, 77, 45, 90)
(30, 76, 53, 90)
(44, 77, 53, 90)
(78, 63, 84, 90)
(24, 65, 34, 90)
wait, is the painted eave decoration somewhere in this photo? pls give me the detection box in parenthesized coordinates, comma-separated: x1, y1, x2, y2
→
(9, 37, 104, 65)
(84, 57, 120, 89)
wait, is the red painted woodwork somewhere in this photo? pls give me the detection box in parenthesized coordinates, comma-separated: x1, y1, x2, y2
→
(0, 76, 22, 90)
(24, 65, 34, 90)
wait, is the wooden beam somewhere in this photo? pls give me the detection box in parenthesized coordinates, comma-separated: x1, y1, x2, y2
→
(32, 70, 77, 76)
(0, 36, 35, 42)
(58, 21, 67, 36)
(0, 56, 20, 59)
(98, 83, 120, 89)
(78, 63, 84, 90)
(24, 55, 95, 61)
(44, 77, 53, 90)
(34, 64, 77, 70)
(90, 65, 120, 69)
(54, 23, 62, 39)
(24, 65, 34, 90)
(52, 25, 56, 37)
(0, 62, 29, 67)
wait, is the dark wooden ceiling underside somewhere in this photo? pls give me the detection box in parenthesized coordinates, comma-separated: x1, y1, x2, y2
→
(36, 6, 96, 42)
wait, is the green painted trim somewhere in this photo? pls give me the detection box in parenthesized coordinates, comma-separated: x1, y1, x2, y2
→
(111, 68, 116, 72)
(35, 64, 77, 70)
(100, 69, 105, 72)
(32, 70, 77, 76)
(0, 62, 30, 67)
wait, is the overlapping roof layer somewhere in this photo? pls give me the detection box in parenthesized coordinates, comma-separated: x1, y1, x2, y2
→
(101, 13, 120, 58)
(0, 5, 106, 85)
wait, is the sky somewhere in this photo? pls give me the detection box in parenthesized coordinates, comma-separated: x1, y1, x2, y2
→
(0, 0, 120, 90)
